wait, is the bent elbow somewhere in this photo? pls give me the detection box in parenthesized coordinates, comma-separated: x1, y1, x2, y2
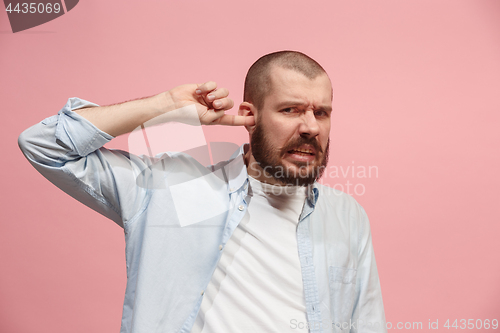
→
(17, 121, 66, 167)
(18, 126, 37, 161)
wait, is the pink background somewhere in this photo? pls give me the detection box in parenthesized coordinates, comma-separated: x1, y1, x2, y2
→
(1, 0, 499, 332)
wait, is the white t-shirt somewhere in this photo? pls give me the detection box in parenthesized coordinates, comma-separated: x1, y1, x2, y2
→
(191, 176, 309, 333)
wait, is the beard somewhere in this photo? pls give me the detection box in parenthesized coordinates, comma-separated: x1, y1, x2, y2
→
(250, 119, 329, 186)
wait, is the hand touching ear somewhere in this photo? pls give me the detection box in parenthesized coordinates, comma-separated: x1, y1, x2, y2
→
(168, 81, 255, 126)
(73, 81, 255, 137)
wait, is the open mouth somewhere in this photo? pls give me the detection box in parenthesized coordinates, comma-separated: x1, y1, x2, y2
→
(288, 149, 315, 156)
(285, 145, 318, 163)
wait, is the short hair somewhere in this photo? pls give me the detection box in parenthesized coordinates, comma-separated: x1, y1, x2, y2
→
(243, 51, 327, 110)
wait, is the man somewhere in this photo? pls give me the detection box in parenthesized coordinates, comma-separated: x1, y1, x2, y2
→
(19, 51, 386, 333)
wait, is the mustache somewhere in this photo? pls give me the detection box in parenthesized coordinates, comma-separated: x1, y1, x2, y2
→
(280, 137, 323, 155)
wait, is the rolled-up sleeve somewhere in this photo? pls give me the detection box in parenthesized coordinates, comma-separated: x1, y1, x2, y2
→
(18, 98, 150, 228)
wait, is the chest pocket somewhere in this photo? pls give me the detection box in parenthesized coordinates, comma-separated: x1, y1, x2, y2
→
(329, 266, 357, 327)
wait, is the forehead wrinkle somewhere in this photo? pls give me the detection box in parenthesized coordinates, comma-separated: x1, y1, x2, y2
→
(275, 100, 332, 112)
(262, 67, 332, 111)
(275, 100, 308, 109)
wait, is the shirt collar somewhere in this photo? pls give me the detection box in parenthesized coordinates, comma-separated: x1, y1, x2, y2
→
(224, 144, 249, 193)
(306, 184, 319, 207)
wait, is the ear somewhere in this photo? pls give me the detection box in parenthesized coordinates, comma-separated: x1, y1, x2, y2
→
(238, 102, 257, 133)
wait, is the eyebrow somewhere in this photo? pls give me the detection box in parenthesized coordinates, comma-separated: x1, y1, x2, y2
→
(276, 101, 332, 112)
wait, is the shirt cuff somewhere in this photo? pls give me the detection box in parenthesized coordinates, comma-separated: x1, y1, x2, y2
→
(55, 97, 114, 156)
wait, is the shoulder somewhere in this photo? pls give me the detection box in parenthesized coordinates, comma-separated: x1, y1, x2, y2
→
(315, 183, 364, 212)
(313, 183, 369, 230)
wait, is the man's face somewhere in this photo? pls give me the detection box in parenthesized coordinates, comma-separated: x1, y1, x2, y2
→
(250, 66, 333, 186)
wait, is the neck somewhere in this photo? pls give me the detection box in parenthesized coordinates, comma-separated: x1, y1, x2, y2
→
(244, 147, 289, 186)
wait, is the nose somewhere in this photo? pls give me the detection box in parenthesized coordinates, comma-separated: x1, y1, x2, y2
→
(298, 110, 320, 138)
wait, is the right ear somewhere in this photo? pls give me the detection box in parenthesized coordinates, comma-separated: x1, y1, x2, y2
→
(238, 102, 257, 133)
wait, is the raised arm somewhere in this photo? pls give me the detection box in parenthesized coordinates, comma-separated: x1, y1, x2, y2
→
(74, 81, 254, 137)
(18, 82, 253, 228)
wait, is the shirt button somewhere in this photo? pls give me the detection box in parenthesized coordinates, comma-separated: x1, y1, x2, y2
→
(201, 290, 205, 295)
(238, 205, 244, 211)
(219, 244, 223, 250)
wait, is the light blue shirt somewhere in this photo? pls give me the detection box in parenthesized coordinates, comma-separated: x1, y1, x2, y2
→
(18, 98, 387, 333)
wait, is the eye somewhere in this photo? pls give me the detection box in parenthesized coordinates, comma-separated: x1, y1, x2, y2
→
(314, 110, 329, 117)
(281, 107, 297, 113)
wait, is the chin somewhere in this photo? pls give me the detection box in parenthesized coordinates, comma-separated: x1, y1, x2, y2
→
(274, 165, 320, 186)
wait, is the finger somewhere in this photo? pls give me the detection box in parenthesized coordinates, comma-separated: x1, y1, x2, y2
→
(199, 108, 225, 125)
(206, 88, 229, 102)
(195, 81, 217, 95)
(212, 97, 234, 111)
(212, 114, 255, 127)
